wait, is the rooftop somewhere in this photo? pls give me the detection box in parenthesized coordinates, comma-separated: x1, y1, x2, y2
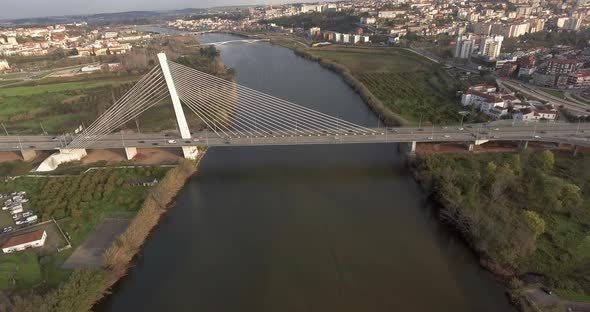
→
(2, 229, 45, 249)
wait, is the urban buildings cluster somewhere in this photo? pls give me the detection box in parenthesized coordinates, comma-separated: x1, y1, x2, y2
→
(0, 24, 147, 58)
(461, 84, 558, 120)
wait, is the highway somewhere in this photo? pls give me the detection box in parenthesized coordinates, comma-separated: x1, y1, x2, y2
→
(497, 79, 590, 116)
(0, 123, 589, 151)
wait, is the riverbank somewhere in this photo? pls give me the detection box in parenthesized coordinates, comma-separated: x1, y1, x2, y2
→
(11, 152, 205, 312)
(411, 150, 590, 311)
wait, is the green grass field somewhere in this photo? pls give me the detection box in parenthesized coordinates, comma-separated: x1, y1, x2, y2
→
(0, 252, 42, 289)
(0, 76, 137, 97)
(306, 47, 462, 124)
(0, 75, 141, 134)
(540, 88, 565, 99)
(0, 211, 14, 228)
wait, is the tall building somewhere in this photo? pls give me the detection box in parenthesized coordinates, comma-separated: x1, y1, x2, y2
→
(454, 34, 475, 59)
(563, 18, 582, 30)
(547, 59, 577, 75)
(529, 18, 546, 33)
(481, 35, 503, 60)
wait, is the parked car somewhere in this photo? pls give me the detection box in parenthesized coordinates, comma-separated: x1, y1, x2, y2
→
(2, 226, 13, 234)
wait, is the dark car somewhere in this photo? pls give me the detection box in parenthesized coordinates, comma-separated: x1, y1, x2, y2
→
(152, 143, 159, 146)
(541, 287, 553, 295)
(138, 140, 145, 143)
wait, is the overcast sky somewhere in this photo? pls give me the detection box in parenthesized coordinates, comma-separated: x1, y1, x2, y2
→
(3, 0, 298, 19)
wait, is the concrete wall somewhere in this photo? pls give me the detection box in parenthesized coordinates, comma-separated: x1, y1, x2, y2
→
(36, 149, 87, 172)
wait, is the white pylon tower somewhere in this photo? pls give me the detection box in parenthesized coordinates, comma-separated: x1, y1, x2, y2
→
(157, 52, 198, 159)
(158, 52, 191, 139)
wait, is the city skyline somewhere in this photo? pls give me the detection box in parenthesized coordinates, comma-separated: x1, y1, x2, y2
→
(2, 0, 301, 20)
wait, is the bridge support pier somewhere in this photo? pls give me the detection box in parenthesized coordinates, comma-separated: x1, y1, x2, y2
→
(36, 148, 87, 172)
(409, 141, 416, 154)
(20, 149, 37, 162)
(182, 146, 199, 160)
(520, 140, 529, 150)
(125, 147, 138, 160)
(573, 145, 579, 157)
(468, 143, 475, 152)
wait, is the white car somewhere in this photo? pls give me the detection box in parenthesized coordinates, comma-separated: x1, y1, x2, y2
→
(167, 139, 177, 144)
(443, 135, 451, 138)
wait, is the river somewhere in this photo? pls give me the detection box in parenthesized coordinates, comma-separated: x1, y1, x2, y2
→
(96, 32, 515, 312)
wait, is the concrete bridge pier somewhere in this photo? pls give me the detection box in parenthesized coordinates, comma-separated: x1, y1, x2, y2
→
(467, 143, 475, 152)
(20, 149, 37, 161)
(409, 141, 416, 154)
(125, 147, 138, 160)
(36, 148, 87, 172)
(519, 140, 529, 150)
(182, 146, 199, 160)
(573, 145, 579, 157)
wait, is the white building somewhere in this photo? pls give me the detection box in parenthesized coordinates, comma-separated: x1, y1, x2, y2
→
(342, 34, 350, 44)
(360, 17, 376, 24)
(0, 59, 9, 70)
(454, 34, 474, 59)
(308, 27, 321, 36)
(103, 31, 118, 39)
(352, 35, 362, 44)
(301, 4, 324, 13)
(81, 65, 102, 73)
(481, 35, 503, 60)
(514, 107, 557, 121)
(2, 230, 47, 253)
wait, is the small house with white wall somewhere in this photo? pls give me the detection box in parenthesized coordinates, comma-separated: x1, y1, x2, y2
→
(2, 230, 47, 253)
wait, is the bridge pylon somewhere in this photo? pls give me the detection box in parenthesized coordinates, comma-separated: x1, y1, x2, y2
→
(157, 52, 198, 159)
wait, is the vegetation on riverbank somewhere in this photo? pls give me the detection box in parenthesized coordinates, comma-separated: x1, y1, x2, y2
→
(264, 11, 358, 34)
(10, 157, 201, 312)
(275, 43, 462, 126)
(413, 150, 590, 300)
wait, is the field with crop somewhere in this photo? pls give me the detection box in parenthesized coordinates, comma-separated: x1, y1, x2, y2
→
(307, 47, 463, 124)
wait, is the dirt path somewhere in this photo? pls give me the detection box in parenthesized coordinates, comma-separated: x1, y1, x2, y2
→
(525, 288, 590, 312)
(62, 219, 131, 269)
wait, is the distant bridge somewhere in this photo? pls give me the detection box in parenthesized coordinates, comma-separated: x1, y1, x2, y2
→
(0, 53, 587, 171)
(206, 39, 270, 46)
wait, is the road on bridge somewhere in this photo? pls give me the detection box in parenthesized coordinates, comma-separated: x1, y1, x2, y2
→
(0, 123, 588, 152)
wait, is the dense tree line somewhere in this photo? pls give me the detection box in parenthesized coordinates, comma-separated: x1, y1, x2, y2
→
(264, 11, 358, 34)
(414, 150, 590, 295)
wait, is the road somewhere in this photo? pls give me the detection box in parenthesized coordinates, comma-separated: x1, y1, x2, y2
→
(526, 288, 590, 312)
(0, 123, 589, 152)
(497, 79, 590, 116)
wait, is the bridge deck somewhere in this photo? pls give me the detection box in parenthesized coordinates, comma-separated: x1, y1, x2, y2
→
(1, 124, 589, 152)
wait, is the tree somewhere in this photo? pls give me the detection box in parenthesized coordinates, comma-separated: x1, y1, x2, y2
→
(523, 210, 545, 236)
(538, 150, 555, 172)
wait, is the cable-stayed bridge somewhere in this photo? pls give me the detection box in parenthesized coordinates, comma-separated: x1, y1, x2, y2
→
(0, 53, 587, 171)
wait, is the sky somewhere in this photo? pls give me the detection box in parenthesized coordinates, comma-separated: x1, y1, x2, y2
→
(3, 0, 298, 19)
